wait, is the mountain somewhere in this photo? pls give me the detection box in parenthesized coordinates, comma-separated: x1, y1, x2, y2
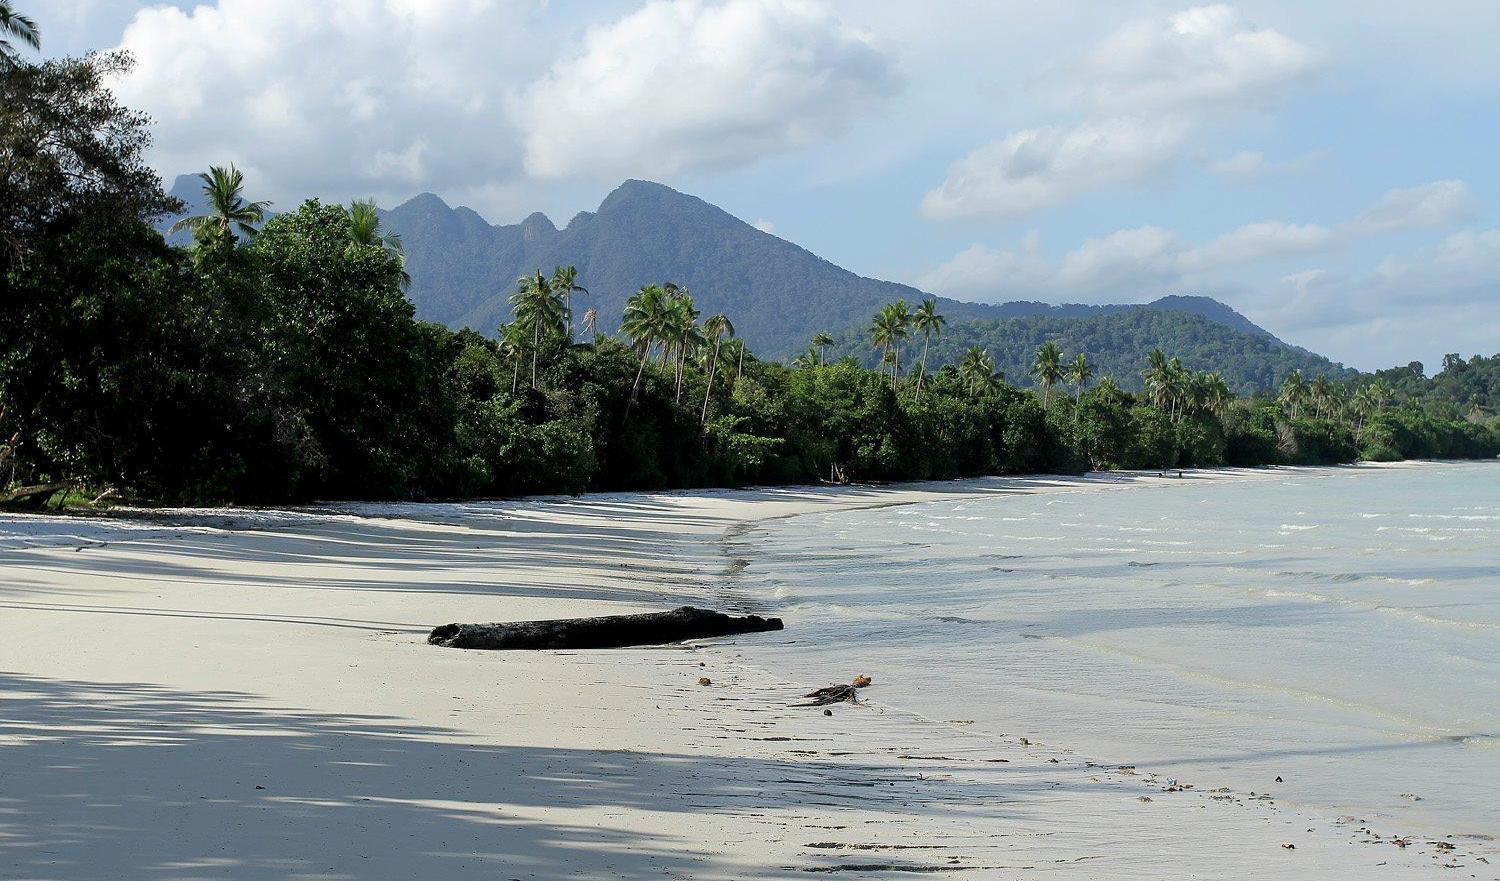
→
(160, 176, 1349, 390)
(378, 180, 1298, 358)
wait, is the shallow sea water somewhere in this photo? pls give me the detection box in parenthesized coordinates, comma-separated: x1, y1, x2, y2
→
(726, 463, 1500, 843)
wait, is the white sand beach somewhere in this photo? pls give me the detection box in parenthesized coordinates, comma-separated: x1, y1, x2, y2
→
(0, 468, 1488, 879)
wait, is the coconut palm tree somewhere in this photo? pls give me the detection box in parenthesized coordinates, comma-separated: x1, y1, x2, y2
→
(623, 284, 669, 402)
(663, 294, 703, 403)
(0, 2, 40, 68)
(510, 271, 566, 390)
(700, 314, 735, 424)
(1309, 375, 1333, 419)
(1279, 369, 1309, 419)
(729, 338, 748, 383)
(912, 299, 945, 400)
(1142, 349, 1172, 412)
(1351, 385, 1377, 432)
(1203, 372, 1233, 417)
(958, 346, 1000, 397)
(581, 307, 600, 344)
(1067, 353, 1092, 400)
(812, 331, 833, 366)
(870, 301, 911, 389)
(550, 265, 587, 341)
(498, 323, 527, 394)
(168, 165, 270, 244)
(1032, 342, 1064, 409)
(346, 199, 409, 287)
(1165, 357, 1188, 421)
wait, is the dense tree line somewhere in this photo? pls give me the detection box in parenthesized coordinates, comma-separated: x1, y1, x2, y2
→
(2, 52, 1496, 508)
(825, 309, 1357, 397)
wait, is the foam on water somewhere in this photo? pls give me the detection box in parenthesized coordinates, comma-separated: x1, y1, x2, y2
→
(726, 462, 1500, 845)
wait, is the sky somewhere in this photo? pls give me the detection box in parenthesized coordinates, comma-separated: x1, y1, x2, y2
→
(36, 0, 1500, 371)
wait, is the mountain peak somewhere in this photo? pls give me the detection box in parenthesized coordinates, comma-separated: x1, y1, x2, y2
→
(520, 211, 557, 240)
(598, 179, 697, 213)
(395, 192, 453, 213)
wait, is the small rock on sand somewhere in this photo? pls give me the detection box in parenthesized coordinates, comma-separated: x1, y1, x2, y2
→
(698, 677, 712, 686)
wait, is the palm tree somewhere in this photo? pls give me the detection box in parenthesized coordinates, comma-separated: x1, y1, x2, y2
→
(664, 294, 703, 403)
(347, 199, 409, 287)
(700, 314, 735, 424)
(550, 265, 587, 341)
(1164, 357, 1188, 421)
(1143, 349, 1172, 412)
(912, 299, 946, 400)
(729, 338, 748, 383)
(1351, 385, 1377, 432)
(1203, 372, 1233, 417)
(498, 323, 527, 394)
(1094, 375, 1124, 404)
(958, 346, 1000, 397)
(1067, 353, 1092, 400)
(1032, 342, 1064, 409)
(1309, 375, 1333, 419)
(168, 165, 270, 244)
(1279, 369, 1309, 419)
(510, 271, 566, 390)
(870, 301, 911, 389)
(622, 284, 670, 402)
(812, 331, 833, 366)
(0, 2, 39, 68)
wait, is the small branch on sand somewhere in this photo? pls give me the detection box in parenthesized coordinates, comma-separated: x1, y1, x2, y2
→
(796, 675, 873, 707)
(428, 605, 783, 650)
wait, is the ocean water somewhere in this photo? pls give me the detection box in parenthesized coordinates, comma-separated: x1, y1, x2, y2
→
(724, 463, 1500, 844)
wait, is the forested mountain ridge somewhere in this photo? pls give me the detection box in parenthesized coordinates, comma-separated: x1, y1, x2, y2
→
(827, 309, 1355, 396)
(367, 179, 1298, 354)
(160, 176, 1348, 392)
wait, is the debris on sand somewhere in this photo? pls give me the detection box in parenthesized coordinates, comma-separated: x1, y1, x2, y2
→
(1281, 842, 1296, 850)
(698, 677, 712, 686)
(796, 676, 874, 707)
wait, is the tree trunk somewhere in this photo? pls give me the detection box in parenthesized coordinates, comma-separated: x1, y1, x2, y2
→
(701, 340, 722, 425)
(428, 606, 783, 651)
(630, 345, 650, 402)
(917, 334, 930, 401)
(530, 322, 540, 390)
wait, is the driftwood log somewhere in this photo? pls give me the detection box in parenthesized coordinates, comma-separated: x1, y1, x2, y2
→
(428, 605, 783, 650)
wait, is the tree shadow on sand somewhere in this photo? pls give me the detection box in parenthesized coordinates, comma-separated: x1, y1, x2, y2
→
(0, 671, 1053, 880)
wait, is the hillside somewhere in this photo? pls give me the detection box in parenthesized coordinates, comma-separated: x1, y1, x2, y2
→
(159, 176, 1348, 391)
(374, 181, 1294, 358)
(828, 309, 1355, 396)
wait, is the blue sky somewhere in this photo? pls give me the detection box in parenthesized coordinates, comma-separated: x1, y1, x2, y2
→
(37, 1, 1500, 370)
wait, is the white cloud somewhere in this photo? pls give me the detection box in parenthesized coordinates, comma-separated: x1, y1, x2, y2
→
(921, 5, 1320, 219)
(1255, 229, 1500, 368)
(1082, 5, 1320, 113)
(111, 0, 537, 207)
(918, 180, 1475, 304)
(920, 117, 1187, 220)
(1183, 221, 1333, 270)
(753, 219, 776, 234)
(1208, 150, 1267, 178)
(520, 0, 900, 180)
(1342, 180, 1479, 236)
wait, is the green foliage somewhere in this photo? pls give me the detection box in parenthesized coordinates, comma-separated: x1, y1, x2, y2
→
(831, 309, 1354, 397)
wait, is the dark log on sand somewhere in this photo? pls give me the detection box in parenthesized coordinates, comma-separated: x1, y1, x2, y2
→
(428, 605, 783, 650)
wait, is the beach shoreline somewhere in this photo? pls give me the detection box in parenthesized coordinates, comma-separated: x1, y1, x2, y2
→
(1, 463, 1489, 879)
